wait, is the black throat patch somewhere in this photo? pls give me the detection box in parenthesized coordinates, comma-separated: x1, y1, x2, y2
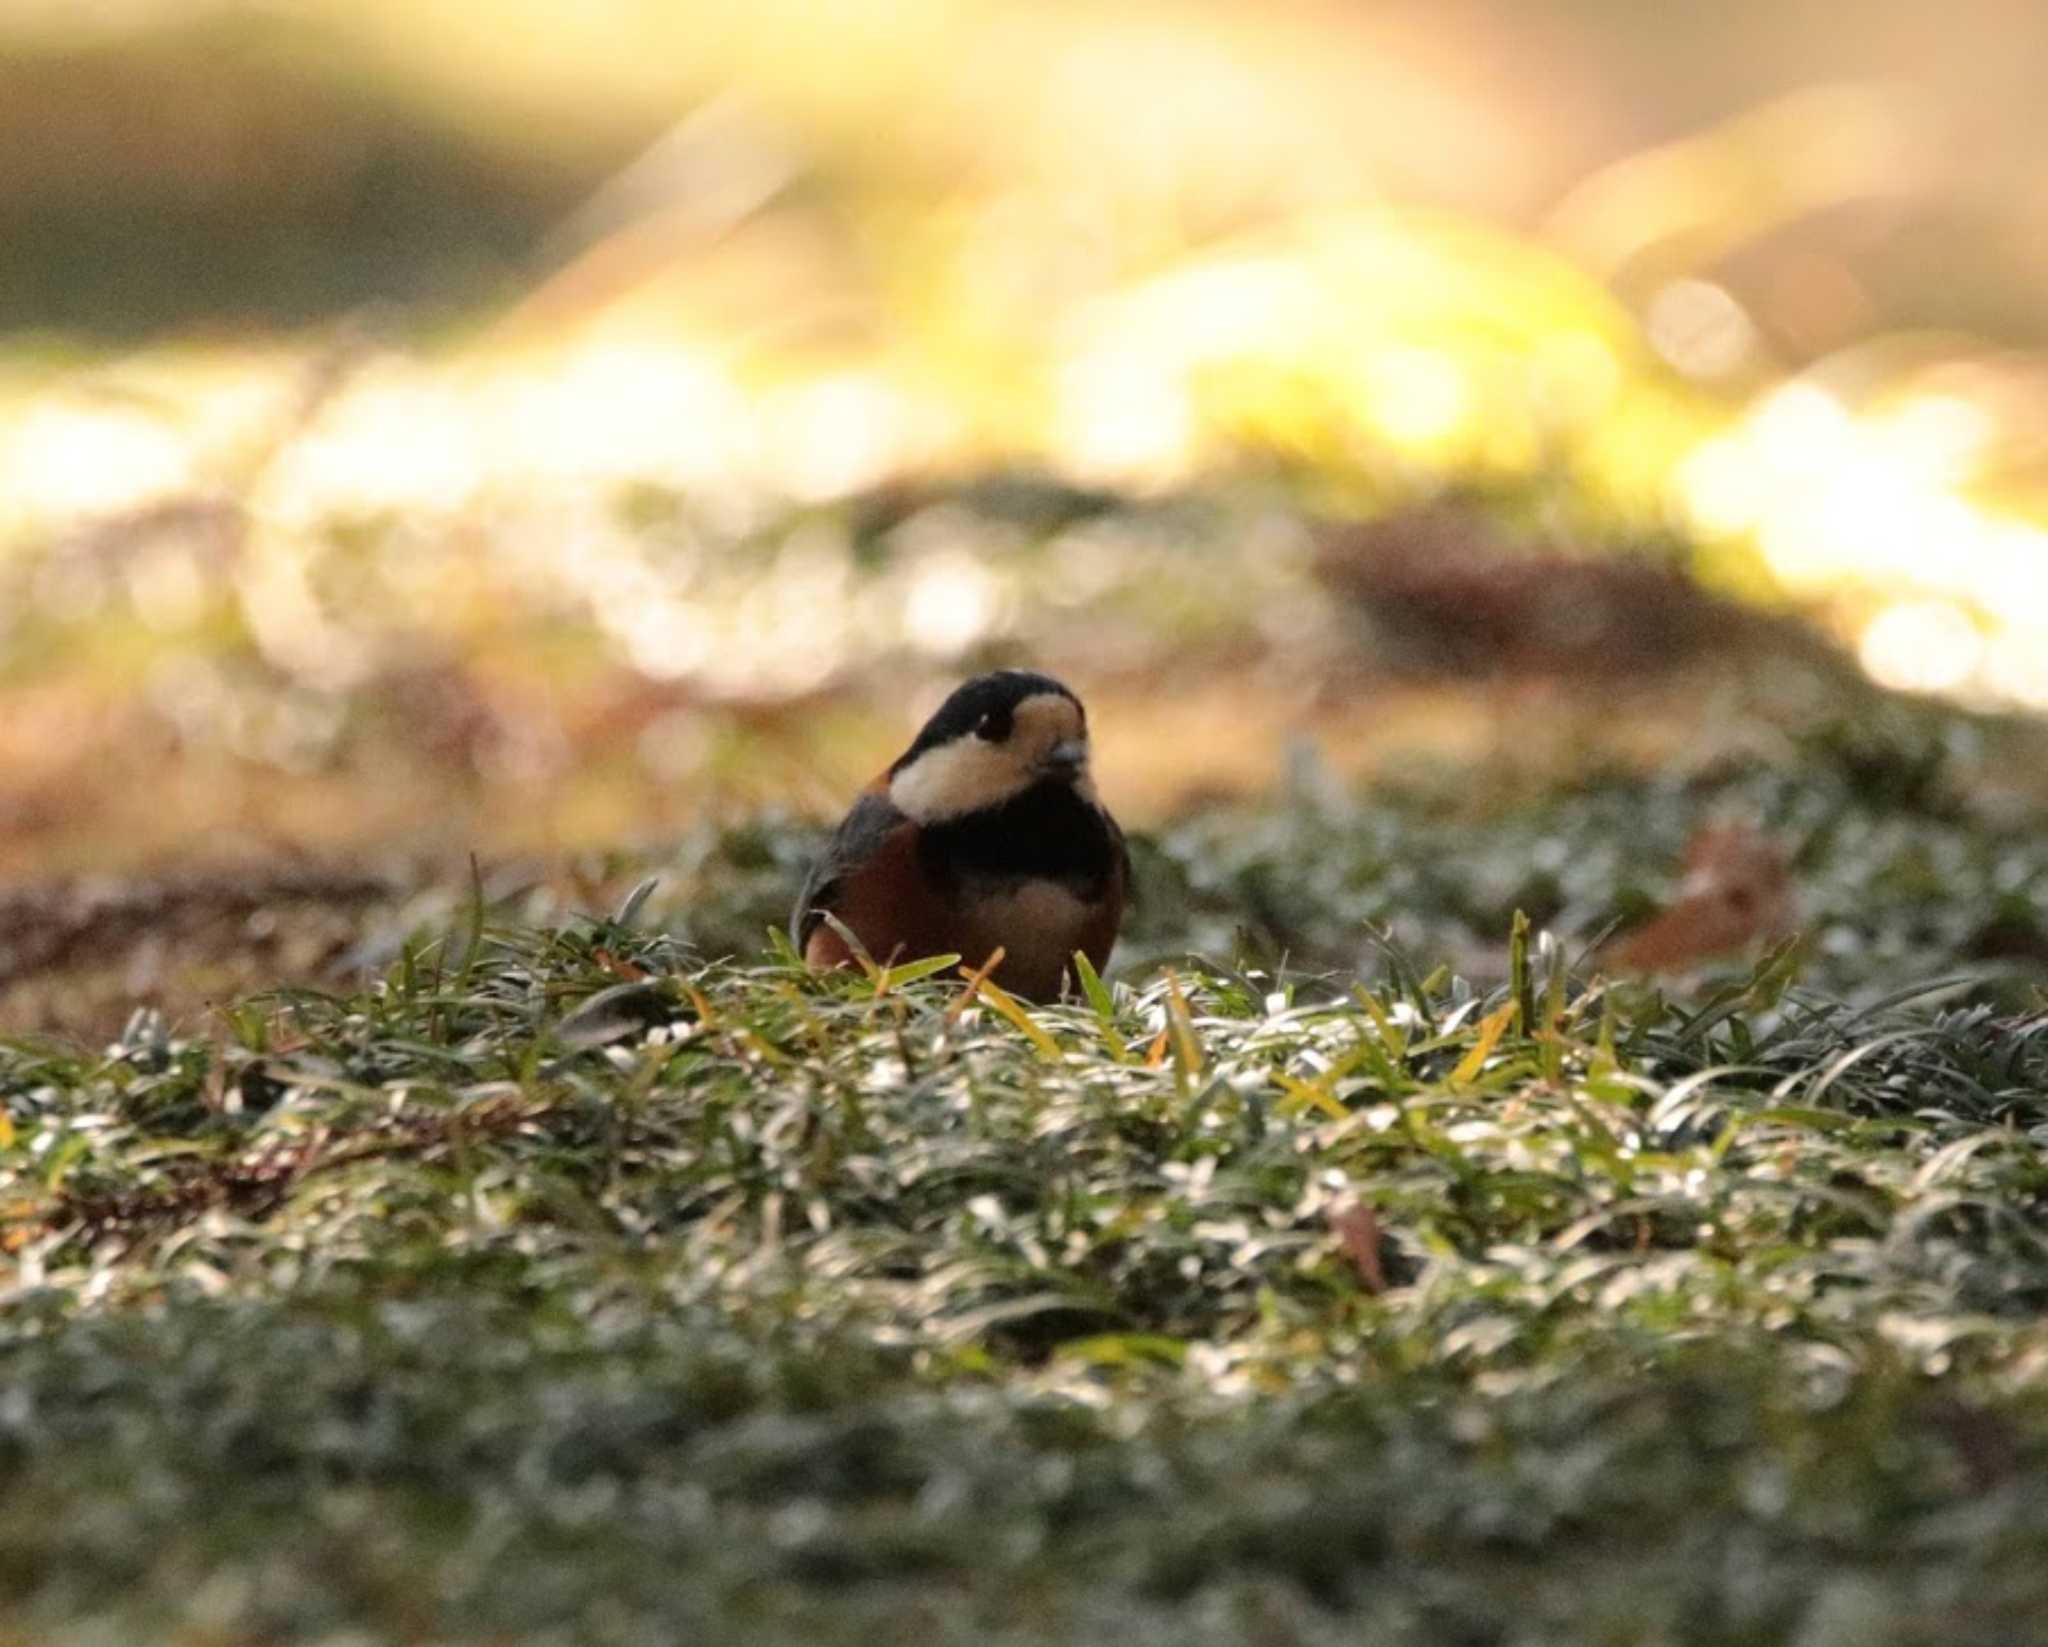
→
(916, 779, 1117, 894)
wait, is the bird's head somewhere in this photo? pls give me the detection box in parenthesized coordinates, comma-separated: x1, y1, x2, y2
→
(887, 670, 1094, 821)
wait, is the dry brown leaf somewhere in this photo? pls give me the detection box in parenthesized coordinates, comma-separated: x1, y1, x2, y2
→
(1607, 820, 1793, 974)
(1329, 1198, 1387, 1293)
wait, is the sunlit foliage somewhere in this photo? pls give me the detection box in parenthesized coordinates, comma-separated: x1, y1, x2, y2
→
(8, 881, 2048, 1640)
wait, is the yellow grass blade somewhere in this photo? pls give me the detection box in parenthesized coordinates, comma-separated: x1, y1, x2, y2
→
(1163, 969, 1205, 1090)
(1271, 1069, 1351, 1121)
(1451, 1001, 1519, 1085)
(976, 977, 1062, 1062)
(947, 947, 1008, 1023)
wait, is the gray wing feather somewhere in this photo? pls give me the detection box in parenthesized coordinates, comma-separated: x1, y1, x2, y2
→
(791, 790, 905, 946)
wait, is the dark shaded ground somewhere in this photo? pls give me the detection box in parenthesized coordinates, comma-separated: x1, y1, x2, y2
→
(0, 14, 599, 334)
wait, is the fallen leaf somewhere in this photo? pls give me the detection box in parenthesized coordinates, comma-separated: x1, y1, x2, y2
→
(1607, 820, 1793, 973)
(1329, 1198, 1387, 1293)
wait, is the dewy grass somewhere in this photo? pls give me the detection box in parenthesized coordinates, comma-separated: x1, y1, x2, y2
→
(5, 839, 2048, 1643)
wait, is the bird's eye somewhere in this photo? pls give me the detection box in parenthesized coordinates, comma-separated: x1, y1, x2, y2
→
(975, 707, 1013, 742)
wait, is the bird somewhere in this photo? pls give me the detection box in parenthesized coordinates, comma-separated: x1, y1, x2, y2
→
(792, 670, 1129, 1001)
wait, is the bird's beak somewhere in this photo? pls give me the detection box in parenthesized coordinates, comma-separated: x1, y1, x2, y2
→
(1040, 738, 1088, 778)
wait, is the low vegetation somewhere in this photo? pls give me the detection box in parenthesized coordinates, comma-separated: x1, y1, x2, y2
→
(8, 9, 2048, 1642)
(6, 709, 2048, 1645)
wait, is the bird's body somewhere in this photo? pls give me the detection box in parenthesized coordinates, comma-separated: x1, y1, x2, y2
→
(793, 671, 1127, 1000)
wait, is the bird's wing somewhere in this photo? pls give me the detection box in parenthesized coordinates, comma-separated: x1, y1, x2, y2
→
(791, 788, 907, 947)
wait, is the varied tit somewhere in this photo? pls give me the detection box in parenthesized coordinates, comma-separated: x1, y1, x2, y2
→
(792, 670, 1128, 1001)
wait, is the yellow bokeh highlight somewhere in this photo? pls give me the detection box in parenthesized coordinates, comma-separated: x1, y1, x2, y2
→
(0, 59, 2043, 717)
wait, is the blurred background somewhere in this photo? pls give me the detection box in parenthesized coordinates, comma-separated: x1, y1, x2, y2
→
(6, 0, 2048, 1020)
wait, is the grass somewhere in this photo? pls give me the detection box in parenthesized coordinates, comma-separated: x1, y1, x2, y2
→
(7, 712, 2048, 1644)
(606, 696, 2048, 1008)
(9, 11, 2048, 1637)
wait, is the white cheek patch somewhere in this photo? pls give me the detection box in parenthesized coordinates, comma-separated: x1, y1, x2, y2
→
(886, 691, 1093, 822)
(889, 739, 1024, 821)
